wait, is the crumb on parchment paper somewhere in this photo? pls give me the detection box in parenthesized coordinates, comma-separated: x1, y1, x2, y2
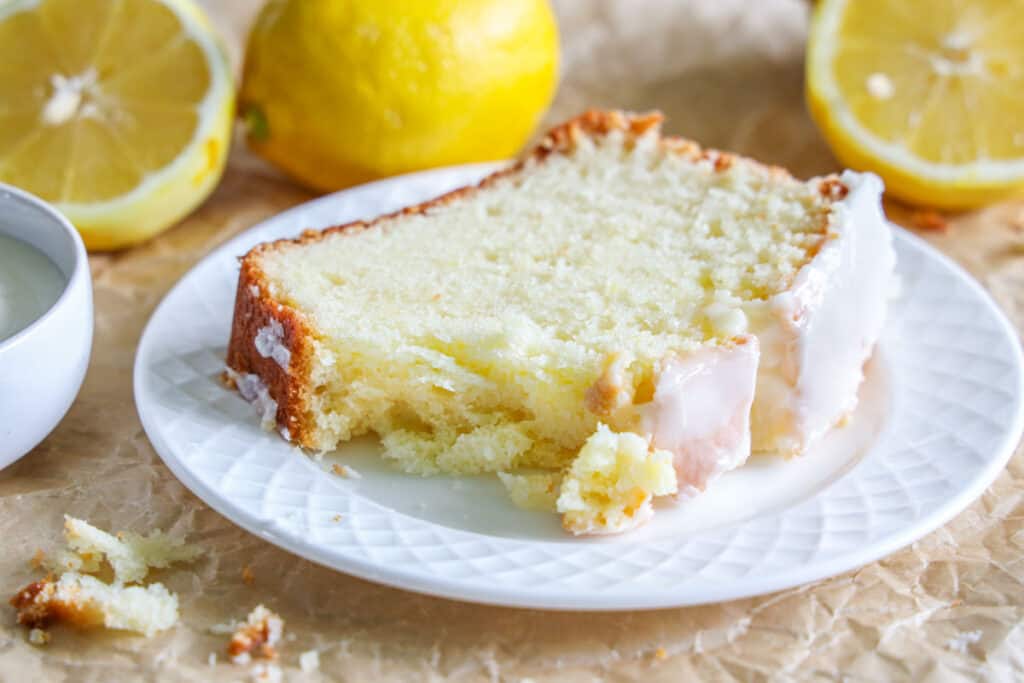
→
(228, 605, 284, 664)
(910, 209, 948, 232)
(299, 649, 320, 672)
(50, 515, 202, 584)
(331, 463, 362, 479)
(29, 549, 46, 570)
(10, 571, 179, 637)
(28, 628, 50, 646)
(9, 516, 202, 639)
(251, 662, 282, 682)
(946, 630, 983, 654)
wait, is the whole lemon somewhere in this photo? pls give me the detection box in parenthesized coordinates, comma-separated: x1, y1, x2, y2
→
(240, 0, 560, 192)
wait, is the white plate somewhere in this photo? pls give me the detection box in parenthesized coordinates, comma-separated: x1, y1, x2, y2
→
(135, 164, 1024, 610)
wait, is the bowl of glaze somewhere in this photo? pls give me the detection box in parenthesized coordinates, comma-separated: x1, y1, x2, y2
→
(0, 183, 93, 468)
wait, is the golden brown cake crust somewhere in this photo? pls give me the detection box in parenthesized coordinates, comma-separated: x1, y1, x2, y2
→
(10, 578, 102, 630)
(225, 258, 318, 446)
(225, 109, 841, 447)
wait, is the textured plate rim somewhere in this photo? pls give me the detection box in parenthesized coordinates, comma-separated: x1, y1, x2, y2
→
(134, 164, 1024, 610)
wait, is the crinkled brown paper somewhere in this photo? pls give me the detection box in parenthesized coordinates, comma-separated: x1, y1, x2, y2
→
(2, 1, 1022, 680)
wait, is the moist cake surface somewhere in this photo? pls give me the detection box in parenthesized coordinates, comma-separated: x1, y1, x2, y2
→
(227, 110, 894, 535)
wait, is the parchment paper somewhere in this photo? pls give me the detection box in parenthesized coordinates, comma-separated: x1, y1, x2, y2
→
(2, 1, 1022, 680)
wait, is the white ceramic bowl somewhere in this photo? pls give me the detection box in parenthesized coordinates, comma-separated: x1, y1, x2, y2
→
(0, 183, 93, 468)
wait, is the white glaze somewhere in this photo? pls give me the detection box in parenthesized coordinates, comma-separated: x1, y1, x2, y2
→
(622, 170, 892, 512)
(0, 234, 66, 342)
(225, 367, 278, 431)
(749, 171, 895, 454)
(640, 337, 759, 496)
(254, 319, 291, 370)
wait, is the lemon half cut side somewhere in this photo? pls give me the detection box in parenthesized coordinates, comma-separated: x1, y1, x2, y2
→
(0, 0, 234, 250)
(807, 0, 1024, 209)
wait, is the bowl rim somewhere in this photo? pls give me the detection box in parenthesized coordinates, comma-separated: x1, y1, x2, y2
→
(0, 181, 89, 353)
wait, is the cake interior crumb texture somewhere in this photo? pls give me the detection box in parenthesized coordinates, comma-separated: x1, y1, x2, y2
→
(250, 120, 833, 478)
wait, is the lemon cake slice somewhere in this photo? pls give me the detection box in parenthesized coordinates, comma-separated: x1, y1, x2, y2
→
(226, 110, 894, 535)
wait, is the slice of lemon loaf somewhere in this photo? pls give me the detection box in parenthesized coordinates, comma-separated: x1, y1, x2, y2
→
(226, 110, 894, 535)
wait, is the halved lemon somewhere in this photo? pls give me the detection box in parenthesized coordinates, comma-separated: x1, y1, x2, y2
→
(807, 0, 1024, 209)
(0, 0, 233, 250)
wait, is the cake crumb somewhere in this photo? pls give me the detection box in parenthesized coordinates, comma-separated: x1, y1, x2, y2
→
(10, 517, 195, 639)
(55, 515, 203, 584)
(29, 549, 46, 570)
(10, 573, 178, 637)
(946, 629, 982, 654)
(910, 209, 948, 232)
(299, 649, 320, 672)
(584, 351, 634, 416)
(558, 425, 677, 535)
(817, 176, 849, 200)
(209, 620, 240, 635)
(331, 514, 343, 523)
(331, 463, 362, 479)
(28, 628, 50, 646)
(251, 662, 282, 683)
(242, 565, 255, 585)
(228, 605, 283, 663)
(498, 471, 562, 512)
(654, 646, 668, 661)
